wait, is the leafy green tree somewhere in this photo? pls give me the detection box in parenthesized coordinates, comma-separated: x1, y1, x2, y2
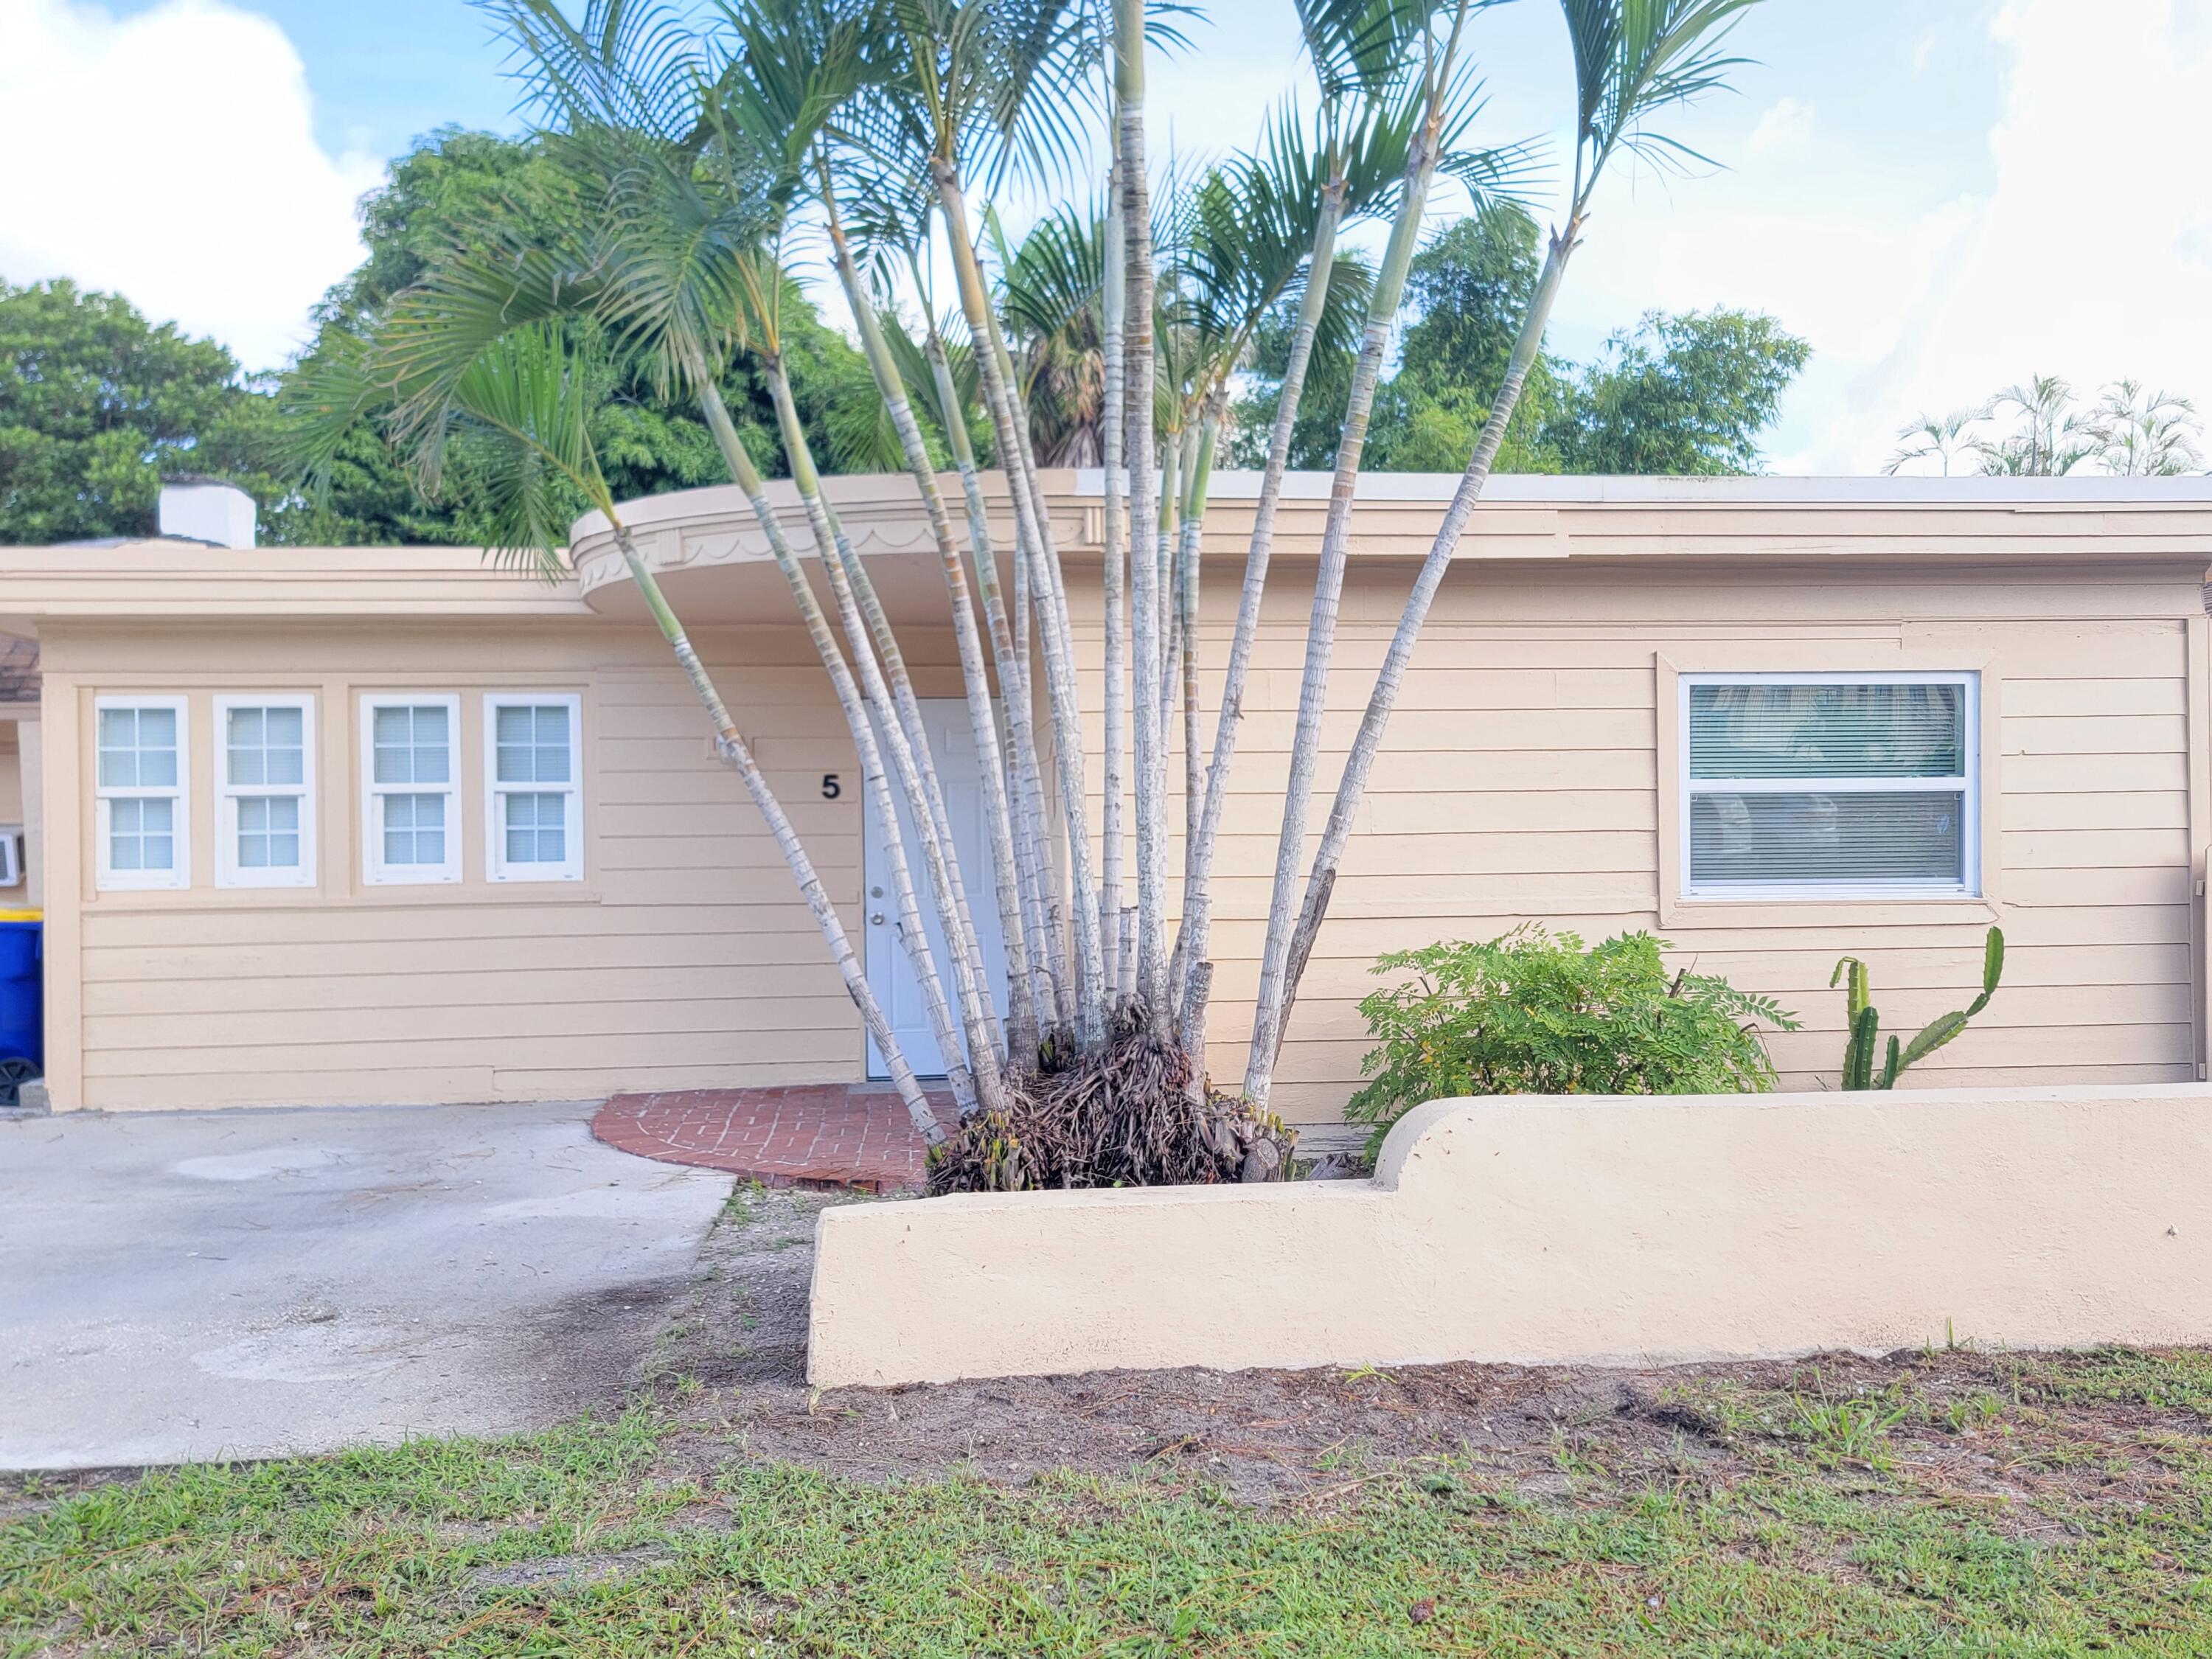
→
(1231, 215, 1800, 478)
(273, 127, 880, 546)
(1542, 307, 1808, 475)
(0, 277, 281, 542)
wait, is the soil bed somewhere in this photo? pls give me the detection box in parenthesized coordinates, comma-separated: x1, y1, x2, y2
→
(644, 1187, 2212, 1517)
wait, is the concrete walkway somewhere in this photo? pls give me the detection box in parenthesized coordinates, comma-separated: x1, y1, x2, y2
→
(1, 1102, 731, 1471)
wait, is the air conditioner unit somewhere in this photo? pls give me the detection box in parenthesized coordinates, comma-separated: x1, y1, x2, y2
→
(0, 832, 22, 888)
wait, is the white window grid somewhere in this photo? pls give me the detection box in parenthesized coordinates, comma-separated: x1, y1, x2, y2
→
(484, 694, 582, 883)
(94, 695, 189, 891)
(1679, 670, 1980, 902)
(215, 695, 316, 889)
(360, 694, 462, 885)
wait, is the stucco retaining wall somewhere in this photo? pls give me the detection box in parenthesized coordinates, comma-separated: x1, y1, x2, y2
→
(806, 1083, 2212, 1386)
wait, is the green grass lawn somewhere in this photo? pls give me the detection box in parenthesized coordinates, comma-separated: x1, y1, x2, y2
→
(10, 1348, 2212, 1655)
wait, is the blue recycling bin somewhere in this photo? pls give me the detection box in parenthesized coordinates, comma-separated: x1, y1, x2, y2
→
(0, 911, 43, 1072)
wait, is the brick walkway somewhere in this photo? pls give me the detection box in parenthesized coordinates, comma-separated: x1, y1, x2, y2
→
(591, 1084, 961, 1193)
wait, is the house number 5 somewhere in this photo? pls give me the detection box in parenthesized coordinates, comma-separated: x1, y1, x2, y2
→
(821, 773, 841, 799)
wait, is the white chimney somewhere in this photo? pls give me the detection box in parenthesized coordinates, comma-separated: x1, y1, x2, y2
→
(158, 476, 257, 549)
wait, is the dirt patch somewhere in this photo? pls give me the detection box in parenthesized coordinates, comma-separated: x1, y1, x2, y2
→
(470, 1548, 667, 1590)
(633, 1187, 2212, 1517)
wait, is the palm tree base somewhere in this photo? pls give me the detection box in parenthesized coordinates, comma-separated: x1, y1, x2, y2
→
(925, 1001, 1297, 1192)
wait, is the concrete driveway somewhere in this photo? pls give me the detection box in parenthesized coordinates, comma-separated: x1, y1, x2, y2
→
(1, 1102, 731, 1471)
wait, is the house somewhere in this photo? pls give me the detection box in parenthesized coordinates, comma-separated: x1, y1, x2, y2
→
(1, 471, 2208, 1121)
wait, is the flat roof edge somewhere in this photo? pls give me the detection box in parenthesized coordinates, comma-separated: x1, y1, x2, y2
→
(1069, 470, 2212, 506)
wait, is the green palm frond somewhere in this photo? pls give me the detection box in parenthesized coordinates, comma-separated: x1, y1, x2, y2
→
(997, 204, 1105, 349)
(430, 320, 612, 579)
(276, 329, 386, 500)
(596, 139, 773, 396)
(478, 0, 712, 143)
(1293, 0, 1429, 103)
(373, 234, 611, 484)
(1561, 0, 1763, 183)
(706, 0, 878, 211)
(841, 0, 1102, 196)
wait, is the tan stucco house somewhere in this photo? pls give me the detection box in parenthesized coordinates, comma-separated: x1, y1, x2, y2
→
(2, 470, 2208, 1122)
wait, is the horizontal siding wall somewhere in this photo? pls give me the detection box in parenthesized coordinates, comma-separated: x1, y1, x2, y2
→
(47, 620, 877, 1109)
(40, 546, 2211, 1118)
(1067, 560, 2206, 1123)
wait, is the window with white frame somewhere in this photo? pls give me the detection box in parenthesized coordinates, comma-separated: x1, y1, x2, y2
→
(1681, 672, 1978, 899)
(95, 696, 189, 890)
(361, 695, 459, 883)
(215, 697, 314, 888)
(485, 695, 582, 882)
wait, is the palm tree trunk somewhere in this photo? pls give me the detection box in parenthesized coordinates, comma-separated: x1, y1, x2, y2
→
(763, 364, 1009, 1109)
(980, 320, 1077, 1034)
(696, 380, 981, 1116)
(1243, 103, 1448, 1105)
(1156, 424, 1183, 746)
(1267, 226, 1577, 1066)
(1166, 400, 1214, 1028)
(819, 195, 1038, 1065)
(1115, 0, 1169, 1029)
(923, 325, 1067, 1036)
(933, 161, 1108, 1047)
(1173, 181, 1344, 1042)
(1099, 150, 1129, 1006)
(610, 521, 942, 1145)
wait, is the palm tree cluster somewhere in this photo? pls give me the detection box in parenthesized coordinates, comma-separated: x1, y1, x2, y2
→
(1888, 375, 2206, 478)
(289, 0, 1767, 1189)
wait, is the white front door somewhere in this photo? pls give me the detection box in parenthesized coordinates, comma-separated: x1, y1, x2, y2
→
(864, 698, 1009, 1079)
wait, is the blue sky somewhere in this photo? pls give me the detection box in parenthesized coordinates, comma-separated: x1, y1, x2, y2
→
(5, 0, 2208, 471)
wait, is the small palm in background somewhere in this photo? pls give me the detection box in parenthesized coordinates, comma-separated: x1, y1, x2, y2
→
(1888, 373, 2206, 476)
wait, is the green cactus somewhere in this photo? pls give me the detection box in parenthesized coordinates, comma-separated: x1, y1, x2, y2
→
(1832, 926, 2004, 1090)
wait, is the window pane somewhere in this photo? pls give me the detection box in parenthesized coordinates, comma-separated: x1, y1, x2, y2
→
(1690, 790, 1966, 887)
(228, 705, 305, 789)
(381, 792, 446, 867)
(99, 704, 179, 789)
(496, 704, 570, 785)
(264, 706, 304, 785)
(109, 795, 175, 873)
(97, 708, 139, 787)
(373, 705, 449, 785)
(237, 796, 302, 869)
(1689, 683, 1964, 779)
(504, 792, 566, 864)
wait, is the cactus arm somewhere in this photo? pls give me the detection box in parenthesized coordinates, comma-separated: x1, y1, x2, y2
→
(1831, 956, 1871, 1022)
(1844, 1004, 1880, 1091)
(1878, 1033, 1902, 1090)
(1896, 1009, 1971, 1074)
(1963, 926, 2005, 1018)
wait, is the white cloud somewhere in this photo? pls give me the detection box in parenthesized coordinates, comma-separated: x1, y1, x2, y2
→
(1745, 97, 1815, 158)
(1546, 0, 2212, 472)
(0, 0, 381, 371)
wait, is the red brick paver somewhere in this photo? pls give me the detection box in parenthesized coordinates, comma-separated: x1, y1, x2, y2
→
(591, 1084, 960, 1193)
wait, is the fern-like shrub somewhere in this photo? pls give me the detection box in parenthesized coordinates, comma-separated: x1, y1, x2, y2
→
(1347, 926, 1800, 1157)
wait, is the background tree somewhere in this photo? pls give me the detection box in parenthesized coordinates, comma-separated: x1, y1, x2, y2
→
(2084, 380, 2204, 476)
(0, 277, 279, 542)
(1885, 407, 1979, 476)
(1231, 211, 1808, 477)
(274, 127, 886, 547)
(1973, 374, 2093, 476)
(1541, 307, 1808, 474)
(1890, 375, 2207, 479)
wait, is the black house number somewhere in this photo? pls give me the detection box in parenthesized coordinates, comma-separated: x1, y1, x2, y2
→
(821, 773, 842, 799)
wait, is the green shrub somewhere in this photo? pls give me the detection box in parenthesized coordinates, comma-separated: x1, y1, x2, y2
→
(1346, 926, 1800, 1156)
